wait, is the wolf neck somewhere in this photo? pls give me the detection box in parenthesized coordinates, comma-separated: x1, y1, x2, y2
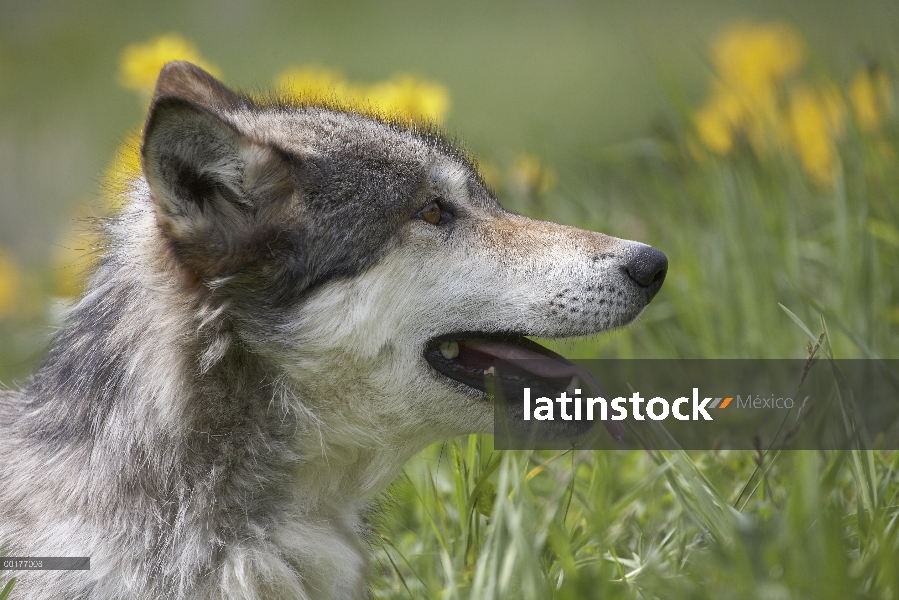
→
(30, 199, 411, 513)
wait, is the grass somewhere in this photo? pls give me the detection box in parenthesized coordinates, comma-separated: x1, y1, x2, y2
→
(372, 441, 899, 598)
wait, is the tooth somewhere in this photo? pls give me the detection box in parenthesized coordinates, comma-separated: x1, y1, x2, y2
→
(484, 366, 496, 376)
(439, 341, 459, 359)
(567, 376, 581, 395)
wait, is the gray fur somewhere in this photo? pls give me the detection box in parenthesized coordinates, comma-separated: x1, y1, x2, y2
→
(0, 62, 665, 599)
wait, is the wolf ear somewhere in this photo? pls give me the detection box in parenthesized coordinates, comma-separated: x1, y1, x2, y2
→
(151, 61, 254, 112)
(142, 64, 294, 280)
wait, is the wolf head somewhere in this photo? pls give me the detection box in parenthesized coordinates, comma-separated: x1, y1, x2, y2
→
(140, 62, 667, 466)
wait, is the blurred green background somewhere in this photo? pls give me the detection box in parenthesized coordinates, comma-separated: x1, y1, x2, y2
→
(2, 2, 899, 598)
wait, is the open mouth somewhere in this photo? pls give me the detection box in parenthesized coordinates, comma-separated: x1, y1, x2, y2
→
(424, 332, 625, 441)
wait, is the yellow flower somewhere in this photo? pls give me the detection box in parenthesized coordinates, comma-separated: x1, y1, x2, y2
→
(365, 75, 450, 123)
(120, 34, 220, 95)
(276, 67, 358, 105)
(275, 66, 450, 124)
(103, 128, 143, 206)
(694, 84, 745, 154)
(849, 66, 893, 132)
(693, 20, 853, 188)
(788, 83, 844, 187)
(509, 155, 557, 196)
(0, 247, 20, 319)
(711, 21, 806, 101)
(695, 22, 806, 157)
(694, 83, 785, 157)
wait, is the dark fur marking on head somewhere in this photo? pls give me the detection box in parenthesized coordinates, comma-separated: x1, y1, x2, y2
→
(172, 160, 241, 212)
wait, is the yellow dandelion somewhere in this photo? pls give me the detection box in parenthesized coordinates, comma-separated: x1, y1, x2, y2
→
(509, 154, 557, 196)
(694, 84, 745, 154)
(694, 19, 853, 181)
(120, 34, 220, 95)
(788, 83, 843, 187)
(695, 21, 807, 157)
(274, 68, 450, 124)
(276, 67, 358, 106)
(103, 128, 143, 207)
(694, 106, 733, 155)
(712, 21, 806, 100)
(849, 66, 893, 132)
(364, 75, 450, 123)
(0, 247, 21, 319)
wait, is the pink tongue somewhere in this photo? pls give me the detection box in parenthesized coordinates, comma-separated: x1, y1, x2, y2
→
(457, 339, 626, 441)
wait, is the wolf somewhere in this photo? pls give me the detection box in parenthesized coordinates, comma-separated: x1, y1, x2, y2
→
(0, 62, 667, 598)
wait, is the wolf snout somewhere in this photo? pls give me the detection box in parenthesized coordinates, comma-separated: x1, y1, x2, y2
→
(622, 246, 668, 299)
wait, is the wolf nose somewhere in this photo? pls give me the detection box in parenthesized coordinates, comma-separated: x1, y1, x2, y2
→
(623, 246, 668, 298)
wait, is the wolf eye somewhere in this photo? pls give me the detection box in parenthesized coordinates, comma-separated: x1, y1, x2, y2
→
(417, 200, 448, 225)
